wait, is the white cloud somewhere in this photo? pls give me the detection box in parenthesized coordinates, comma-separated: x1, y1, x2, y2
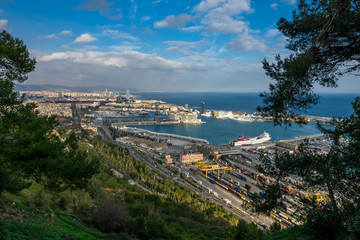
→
(181, 25, 204, 32)
(281, 0, 297, 6)
(193, 0, 253, 34)
(154, 14, 193, 28)
(59, 30, 72, 35)
(82, 45, 99, 50)
(44, 34, 59, 39)
(204, 0, 252, 16)
(37, 50, 182, 70)
(28, 49, 270, 92)
(265, 28, 279, 38)
(39, 31, 72, 39)
(73, 33, 97, 43)
(110, 41, 142, 52)
(227, 32, 266, 52)
(141, 16, 152, 22)
(76, 0, 122, 20)
(0, 19, 11, 32)
(193, 0, 226, 12)
(270, 3, 278, 10)
(77, 0, 114, 11)
(110, 45, 140, 52)
(203, 15, 248, 34)
(163, 40, 209, 55)
(102, 30, 139, 41)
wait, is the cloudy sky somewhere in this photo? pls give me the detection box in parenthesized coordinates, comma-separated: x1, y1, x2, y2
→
(1, 0, 358, 92)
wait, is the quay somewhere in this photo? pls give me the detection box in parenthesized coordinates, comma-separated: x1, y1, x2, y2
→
(112, 126, 210, 144)
(278, 133, 325, 144)
(110, 119, 182, 126)
(219, 133, 326, 156)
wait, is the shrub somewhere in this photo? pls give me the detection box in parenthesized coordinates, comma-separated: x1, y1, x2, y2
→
(93, 198, 129, 233)
(62, 190, 96, 216)
(32, 190, 48, 209)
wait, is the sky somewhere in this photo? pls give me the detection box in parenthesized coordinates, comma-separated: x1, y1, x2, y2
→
(1, 0, 359, 93)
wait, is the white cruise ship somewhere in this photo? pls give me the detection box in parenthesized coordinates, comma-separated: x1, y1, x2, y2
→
(230, 131, 271, 146)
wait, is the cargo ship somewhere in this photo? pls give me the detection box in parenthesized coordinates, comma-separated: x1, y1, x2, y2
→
(230, 131, 271, 146)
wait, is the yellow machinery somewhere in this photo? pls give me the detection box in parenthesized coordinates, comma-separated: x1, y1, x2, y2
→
(187, 161, 208, 167)
(305, 193, 329, 204)
(254, 173, 264, 181)
(197, 164, 232, 178)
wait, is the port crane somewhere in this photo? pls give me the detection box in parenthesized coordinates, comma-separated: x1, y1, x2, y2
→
(196, 164, 232, 178)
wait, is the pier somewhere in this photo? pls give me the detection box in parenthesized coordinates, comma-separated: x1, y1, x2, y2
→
(278, 133, 325, 144)
(220, 133, 326, 156)
(113, 126, 210, 144)
(110, 120, 182, 126)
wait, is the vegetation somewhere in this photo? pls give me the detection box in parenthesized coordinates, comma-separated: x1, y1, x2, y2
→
(0, 129, 267, 239)
(258, 0, 360, 125)
(257, 1, 360, 238)
(0, 30, 99, 195)
(80, 131, 240, 239)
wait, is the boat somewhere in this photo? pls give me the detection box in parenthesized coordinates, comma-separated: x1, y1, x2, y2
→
(230, 131, 271, 146)
(230, 115, 253, 122)
(201, 111, 212, 117)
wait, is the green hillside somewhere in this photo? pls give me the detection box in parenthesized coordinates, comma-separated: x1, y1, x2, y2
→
(0, 129, 267, 240)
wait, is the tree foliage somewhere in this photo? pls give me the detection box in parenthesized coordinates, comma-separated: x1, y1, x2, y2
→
(235, 221, 263, 240)
(258, 97, 360, 239)
(0, 30, 36, 82)
(258, 0, 360, 124)
(0, 31, 99, 195)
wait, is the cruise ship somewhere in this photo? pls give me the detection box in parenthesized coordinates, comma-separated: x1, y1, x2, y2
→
(230, 131, 271, 146)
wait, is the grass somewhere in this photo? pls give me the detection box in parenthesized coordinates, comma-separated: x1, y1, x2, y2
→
(0, 214, 107, 240)
(0, 188, 107, 240)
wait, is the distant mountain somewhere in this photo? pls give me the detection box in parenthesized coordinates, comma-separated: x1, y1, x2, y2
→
(14, 84, 137, 93)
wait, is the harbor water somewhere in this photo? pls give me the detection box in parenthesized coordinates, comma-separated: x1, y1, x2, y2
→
(126, 92, 358, 145)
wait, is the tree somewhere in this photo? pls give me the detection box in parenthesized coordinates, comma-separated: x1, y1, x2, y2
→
(0, 30, 36, 82)
(0, 31, 99, 195)
(257, 2, 360, 237)
(257, 97, 360, 239)
(258, 0, 360, 124)
(235, 221, 263, 240)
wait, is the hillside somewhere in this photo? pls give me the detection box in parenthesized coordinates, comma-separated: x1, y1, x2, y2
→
(0, 129, 267, 240)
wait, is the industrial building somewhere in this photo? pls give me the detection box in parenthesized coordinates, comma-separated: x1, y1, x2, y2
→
(179, 153, 203, 164)
(168, 112, 201, 123)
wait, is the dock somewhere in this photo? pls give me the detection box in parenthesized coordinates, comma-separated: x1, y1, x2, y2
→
(110, 120, 182, 126)
(112, 126, 210, 144)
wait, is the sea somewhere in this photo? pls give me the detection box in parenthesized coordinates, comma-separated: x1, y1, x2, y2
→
(123, 93, 359, 145)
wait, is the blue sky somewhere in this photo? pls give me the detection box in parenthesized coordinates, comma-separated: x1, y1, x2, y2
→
(1, 0, 359, 92)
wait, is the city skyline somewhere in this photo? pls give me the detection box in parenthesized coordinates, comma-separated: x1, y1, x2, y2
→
(1, 0, 359, 93)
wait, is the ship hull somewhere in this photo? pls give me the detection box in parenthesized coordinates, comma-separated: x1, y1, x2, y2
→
(230, 132, 271, 146)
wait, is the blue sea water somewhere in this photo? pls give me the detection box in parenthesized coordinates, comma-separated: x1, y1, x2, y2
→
(131, 92, 359, 145)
